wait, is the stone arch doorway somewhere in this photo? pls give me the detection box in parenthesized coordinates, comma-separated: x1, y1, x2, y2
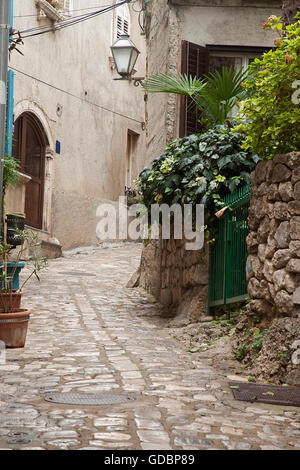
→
(12, 112, 48, 229)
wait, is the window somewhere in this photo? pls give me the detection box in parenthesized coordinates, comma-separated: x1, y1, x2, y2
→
(63, 0, 73, 16)
(36, 0, 72, 20)
(115, 4, 130, 39)
(180, 41, 209, 137)
(126, 131, 139, 189)
(180, 42, 270, 137)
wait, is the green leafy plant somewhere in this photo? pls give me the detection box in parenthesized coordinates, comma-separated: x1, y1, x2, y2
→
(2, 153, 20, 232)
(274, 351, 288, 361)
(251, 328, 268, 353)
(0, 229, 48, 313)
(47, 0, 62, 10)
(142, 66, 249, 127)
(234, 15, 300, 159)
(138, 125, 259, 230)
(236, 342, 249, 361)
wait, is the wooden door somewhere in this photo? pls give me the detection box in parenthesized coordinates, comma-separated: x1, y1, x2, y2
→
(12, 113, 46, 229)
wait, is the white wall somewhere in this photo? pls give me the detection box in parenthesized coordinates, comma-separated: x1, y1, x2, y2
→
(10, 0, 147, 249)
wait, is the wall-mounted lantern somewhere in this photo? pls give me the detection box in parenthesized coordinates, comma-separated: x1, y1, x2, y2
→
(111, 34, 144, 86)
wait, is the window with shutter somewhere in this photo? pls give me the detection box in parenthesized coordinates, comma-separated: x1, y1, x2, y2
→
(179, 40, 209, 137)
(179, 42, 268, 136)
(115, 4, 130, 39)
(63, 0, 73, 16)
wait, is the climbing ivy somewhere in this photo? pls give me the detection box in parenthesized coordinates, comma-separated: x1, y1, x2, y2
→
(138, 125, 259, 227)
(234, 15, 300, 159)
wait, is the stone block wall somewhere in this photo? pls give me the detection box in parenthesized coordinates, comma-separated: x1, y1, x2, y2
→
(246, 152, 300, 318)
(133, 234, 210, 321)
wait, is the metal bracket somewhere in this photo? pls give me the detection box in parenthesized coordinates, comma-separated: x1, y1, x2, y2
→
(132, 77, 145, 87)
(113, 76, 145, 86)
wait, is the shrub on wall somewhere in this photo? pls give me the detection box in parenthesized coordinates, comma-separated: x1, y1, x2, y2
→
(234, 15, 300, 159)
(138, 125, 259, 227)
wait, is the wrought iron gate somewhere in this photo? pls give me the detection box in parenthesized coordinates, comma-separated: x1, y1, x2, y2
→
(209, 184, 250, 307)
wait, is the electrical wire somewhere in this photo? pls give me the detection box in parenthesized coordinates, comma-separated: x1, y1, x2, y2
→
(15, 1, 129, 38)
(15, 3, 118, 35)
(14, 3, 114, 18)
(12, 0, 132, 39)
(9, 65, 144, 125)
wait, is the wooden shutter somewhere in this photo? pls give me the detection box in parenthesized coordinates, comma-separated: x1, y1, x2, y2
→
(116, 5, 130, 39)
(64, 0, 73, 13)
(179, 41, 209, 137)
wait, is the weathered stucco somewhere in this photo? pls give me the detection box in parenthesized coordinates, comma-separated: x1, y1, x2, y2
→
(10, 0, 147, 250)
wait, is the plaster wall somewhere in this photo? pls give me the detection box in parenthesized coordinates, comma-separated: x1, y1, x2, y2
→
(10, 0, 147, 249)
(178, 5, 282, 47)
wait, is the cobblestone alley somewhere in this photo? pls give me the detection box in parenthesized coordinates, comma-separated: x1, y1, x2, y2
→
(0, 243, 299, 451)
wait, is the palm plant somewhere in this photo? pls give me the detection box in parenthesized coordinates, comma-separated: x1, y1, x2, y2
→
(142, 66, 249, 127)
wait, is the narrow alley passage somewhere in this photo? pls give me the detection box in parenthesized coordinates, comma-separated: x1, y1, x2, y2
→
(0, 243, 299, 451)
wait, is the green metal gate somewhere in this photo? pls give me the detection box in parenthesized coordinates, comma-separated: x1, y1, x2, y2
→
(209, 184, 250, 307)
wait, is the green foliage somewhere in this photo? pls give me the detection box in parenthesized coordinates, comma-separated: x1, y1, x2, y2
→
(142, 72, 206, 97)
(142, 66, 249, 126)
(274, 351, 288, 361)
(138, 125, 259, 228)
(234, 15, 300, 159)
(235, 328, 268, 362)
(193, 67, 249, 125)
(0, 228, 48, 303)
(3, 154, 20, 192)
(251, 328, 268, 353)
(236, 343, 249, 361)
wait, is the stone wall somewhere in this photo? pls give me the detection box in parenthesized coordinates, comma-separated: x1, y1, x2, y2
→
(130, 234, 210, 322)
(246, 152, 300, 319)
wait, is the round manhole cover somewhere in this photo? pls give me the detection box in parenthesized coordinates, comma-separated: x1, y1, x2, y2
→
(6, 431, 32, 445)
(44, 393, 136, 405)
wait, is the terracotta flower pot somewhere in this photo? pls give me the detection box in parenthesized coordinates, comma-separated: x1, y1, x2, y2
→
(0, 309, 30, 348)
(0, 291, 22, 313)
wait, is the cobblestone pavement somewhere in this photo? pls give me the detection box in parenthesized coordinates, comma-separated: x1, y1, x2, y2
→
(0, 243, 299, 451)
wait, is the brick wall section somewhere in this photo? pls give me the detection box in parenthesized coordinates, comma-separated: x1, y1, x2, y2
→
(246, 152, 300, 319)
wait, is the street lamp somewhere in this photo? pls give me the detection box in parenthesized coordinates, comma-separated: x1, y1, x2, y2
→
(111, 34, 144, 86)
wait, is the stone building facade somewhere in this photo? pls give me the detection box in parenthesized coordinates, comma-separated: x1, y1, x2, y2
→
(7, 0, 147, 252)
(145, 0, 282, 165)
(134, 0, 283, 317)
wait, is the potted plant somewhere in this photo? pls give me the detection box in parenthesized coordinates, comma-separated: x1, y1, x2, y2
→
(0, 229, 48, 348)
(46, 0, 62, 10)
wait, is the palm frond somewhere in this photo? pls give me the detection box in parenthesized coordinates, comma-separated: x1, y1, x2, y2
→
(193, 66, 249, 124)
(142, 66, 250, 126)
(142, 73, 206, 97)
(203, 66, 249, 102)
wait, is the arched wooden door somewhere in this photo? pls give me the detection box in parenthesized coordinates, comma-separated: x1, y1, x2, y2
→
(12, 113, 47, 229)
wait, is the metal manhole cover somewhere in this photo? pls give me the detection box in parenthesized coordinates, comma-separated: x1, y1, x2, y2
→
(59, 271, 96, 277)
(44, 393, 136, 405)
(229, 382, 300, 407)
(6, 431, 32, 445)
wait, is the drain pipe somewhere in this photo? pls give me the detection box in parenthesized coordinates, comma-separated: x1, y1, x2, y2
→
(0, 0, 10, 235)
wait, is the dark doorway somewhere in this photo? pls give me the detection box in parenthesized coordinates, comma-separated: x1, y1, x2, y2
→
(12, 112, 47, 229)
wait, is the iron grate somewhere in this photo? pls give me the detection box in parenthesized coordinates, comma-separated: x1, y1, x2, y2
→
(44, 393, 136, 405)
(229, 382, 300, 407)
